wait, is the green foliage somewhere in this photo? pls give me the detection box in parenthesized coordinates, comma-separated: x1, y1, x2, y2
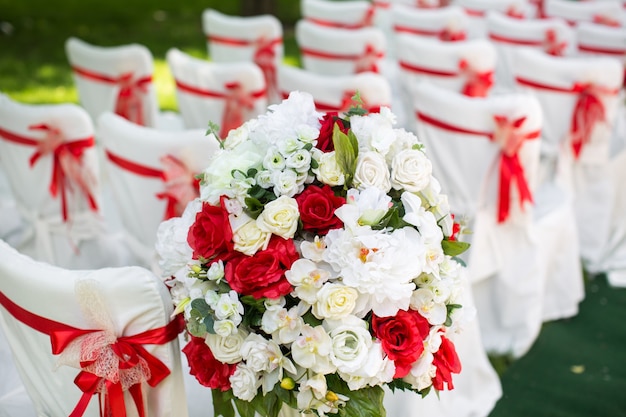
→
(332, 125, 359, 189)
(325, 374, 386, 417)
(441, 240, 470, 257)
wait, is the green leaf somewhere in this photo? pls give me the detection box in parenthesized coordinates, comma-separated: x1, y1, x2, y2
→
(213, 390, 236, 417)
(234, 398, 258, 417)
(441, 240, 470, 257)
(244, 197, 265, 218)
(274, 386, 298, 410)
(247, 168, 258, 178)
(249, 184, 266, 199)
(332, 124, 359, 188)
(191, 298, 211, 316)
(310, 157, 319, 170)
(340, 386, 385, 417)
(203, 315, 216, 334)
(301, 310, 323, 328)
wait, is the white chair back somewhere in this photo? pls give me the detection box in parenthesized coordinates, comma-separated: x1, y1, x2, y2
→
(576, 21, 626, 64)
(544, 0, 625, 27)
(166, 48, 268, 135)
(65, 37, 160, 128)
(96, 113, 220, 266)
(277, 64, 392, 113)
(202, 9, 283, 103)
(391, 4, 470, 41)
(295, 19, 387, 76)
(301, 0, 376, 29)
(452, 0, 538, 37)
(0, 240, 188, 417)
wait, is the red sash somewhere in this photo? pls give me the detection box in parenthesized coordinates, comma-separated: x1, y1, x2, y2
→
(489, 28, 567, 56)
(300, 43, 384, 73)
(72, 66, 152, 126)
(0, 124, 97, 221)
(515, 77, 619, 158)
(305, 6, 375, 29)
(105, 150, 199, 220)
(417, 111, 540, 222)
(175, 79, 266, 137)
(394, 25, 467, 41)
(399, 59, 493, 97)
(0, 290, 185, 417)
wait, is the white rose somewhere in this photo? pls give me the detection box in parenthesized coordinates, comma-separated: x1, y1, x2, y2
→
(255, 169, 273, 188)
(230, 363, 262, 402)
(241, 333, 271, 373)
(222, 123, 249, 150)
(233, 219, 271, 255)
(353, 151, 391, 192)
(256, 195, 300, 239)
(391, 149, 432, 192)
(313, 283, 358, 320)
(271, 169, 300, 197)
(313, 151, 345, 186)
(324, 316, 372, 374)
(205, 329, 247, 364)
(213, 319, 238, 337)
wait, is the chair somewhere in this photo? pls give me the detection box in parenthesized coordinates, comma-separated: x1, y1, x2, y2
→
(543, 0, 625, 27)
(0, 94, 135, 269)
(453, 0, 539, 38)
(486, 11, 575, 91)
(277, 64, 392, 114)
(65, 37, 183, 130)
(295, 19, 387, 76)
(391, 4, 470, 41)
(202, 8, 283, 104)
(301, 0, 376, 29)
(411, 81, 548, 356)
(96, 112, 220, 267)
(0, 239, 188, 417)
(513, 48, 623, 273)
(166, 48, 268, 136)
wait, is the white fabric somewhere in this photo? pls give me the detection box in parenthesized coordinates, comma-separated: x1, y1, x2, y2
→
(96, 113, 220, 268)
(411, 82, 546, 356)
(0, 240, 188, 417)
(0, 95, 136, 269)
(295, 19, 387, 76)
(301, 0, 374, 27)
(544, 0, 625, 26)
(451, 0, 538, 38)
(277, 64, 392, 112)
(166, 48, 268, 131)
(391, 4, 470, 39)
(65, 37, 183, 130)
(513, 48, 623, 271)
(486, 11, 575, 92)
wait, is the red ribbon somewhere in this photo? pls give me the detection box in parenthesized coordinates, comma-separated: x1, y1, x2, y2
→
(593, 14, 621, 27)
(174, 79, 266, 137)
(72, 66, 152, 126)
(306, 6, 375, 29)
(490, 28, 567, 56)
(417, 111, 540, 222)
(0, 290, 185, 417)
(314, 90, 382, 113)
(105, 150, 199, 220)
(505, 5, 525, 19)
(0, 124, 97, 222)
(515, 77, 619, 158)
(394, 24, 467, 41)
(300, 43, 384, 73)
(399, 59, 493, 97)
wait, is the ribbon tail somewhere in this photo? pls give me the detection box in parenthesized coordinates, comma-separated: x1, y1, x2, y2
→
(105, 381, 127, 417)
(129, 384, 146, 417)
(70, 372, 101, 417)
(498, 156, 513, 223)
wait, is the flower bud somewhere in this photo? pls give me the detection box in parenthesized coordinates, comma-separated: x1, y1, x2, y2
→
(280, 377, 296, 390)
(325, 391, 339, 402)
(190, 264, 202, 274)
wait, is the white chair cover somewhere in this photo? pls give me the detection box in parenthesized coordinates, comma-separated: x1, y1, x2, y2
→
(166, 48, 268, 135)
(96, 113, 220, 267)
(513, 48, 623, 272)
(65, 37, 183, 131)
(486, 11, 575, 92)
(391, 4, 470, 41)
(301, 0, 375, 29)
(452, 0, 538, 38)
(277, 64, 392, 114)
(411, 82, 546, 356)
(295, 19, 387, 76)
(0, 94, 135, 269)
(202, 9, 283, 104)
(0, 240, 188, 417)
(544, 0, 625, 27)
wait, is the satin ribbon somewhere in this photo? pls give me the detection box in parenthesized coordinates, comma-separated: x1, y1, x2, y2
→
(515, 77, 619, 158)
(398, 59, 493, 97)
(593, 14, 621, 27)
(174, 79, 266, 137)
(0, 124, 97, 222)
(372, 1, 391, 8)
(207, 35, 281, 101)
(72, 66, 152, 126)
(489, 28, 567, 56)
(0, 290, 185, 417)
(279, 91, 382, 113)
(576, 44, 626, 87)
(417, 111, 540, 222)
(300, 43, 384, 73)
(105, 150, 199, 219)
(393, 24, 467, 41)
(306, 6, 375, 29)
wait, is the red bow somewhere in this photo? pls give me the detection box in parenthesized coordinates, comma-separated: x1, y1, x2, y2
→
(544, 29, 567, 56)
(72, 66, 152, 126)
(314, 91, 382, 114)
(0, 124, 97, 222)
(220, 82, 257, 138)
(505, 5, 525, 19)
(253, 37, 281, 102)
(459, 59, 494, 97)
(355, 44, 383, 73)
(570, 83, 611, 159)
(439, 27, 467, 41)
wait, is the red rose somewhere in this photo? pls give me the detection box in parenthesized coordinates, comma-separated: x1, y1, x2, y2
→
(182, 336, 236, 391)
(317, 112, 349, 152)
(225, 236, 299, 299)
(372, 309, 431, 378)
(296, 184, 345, 235)
(187, 199, 233, 261)
(432, 335, 461, 391)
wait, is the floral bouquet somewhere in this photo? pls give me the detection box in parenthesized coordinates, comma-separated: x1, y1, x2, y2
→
(156, 92, 470, 417)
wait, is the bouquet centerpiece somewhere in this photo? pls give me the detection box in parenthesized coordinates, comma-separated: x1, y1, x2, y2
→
(156, 92, 470, 417)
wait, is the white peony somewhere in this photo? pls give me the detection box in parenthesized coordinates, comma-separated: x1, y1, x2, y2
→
(353, 151, 391, 192)
(256, 195, 300, 239)
(313, 283, 359, 320)
(205, 328, 247, 364)
(391, 149, 432, 193)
